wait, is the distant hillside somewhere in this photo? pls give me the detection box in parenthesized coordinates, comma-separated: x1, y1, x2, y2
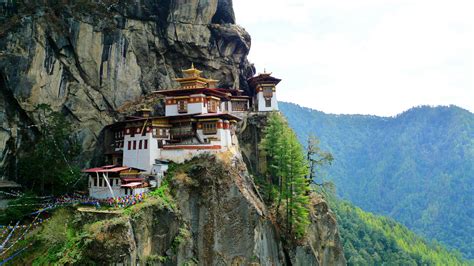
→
(328, 196, 467, 265)
(280, 102, 474, 259)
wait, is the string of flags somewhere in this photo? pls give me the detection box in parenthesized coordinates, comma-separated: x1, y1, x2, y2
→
(0, 192, 149, 261)
(0, 212, 42, 257)
(0, 218, 50, 236)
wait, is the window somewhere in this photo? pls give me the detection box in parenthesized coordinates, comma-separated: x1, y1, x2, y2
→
(178, 100, 188, 113)
(133, 141, 137, 150)
(94, 177, 97, 187)
(202, 122, 217, 135)
(263, 87, 273, 97)
(154, 128, 169, 138)
(128, 141, 131, 150)
(265, 98, 272, 107)
(139, 140, 142, 149)
(232, 101, 248, 111)
(207, 99, 218, 113)
(99, 178, 103, 187)
(144, 139, 148, 149)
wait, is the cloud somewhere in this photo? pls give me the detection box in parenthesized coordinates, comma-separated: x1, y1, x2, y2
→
(234, 0, 474, 116)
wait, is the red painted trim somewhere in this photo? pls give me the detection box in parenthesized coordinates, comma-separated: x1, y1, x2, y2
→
(162, 145, 222, 150)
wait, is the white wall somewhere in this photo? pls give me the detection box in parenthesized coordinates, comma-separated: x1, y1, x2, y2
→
(123, 132, 159, 172)
(160, 148, 225, 163)
(151, 163, 169, 187)
(159, 126, 235, 163)
(88, 176, 122, 199)
(256, 91, 279, 112)
(88, 176, 149, 199)
(165, 94, 208, 116)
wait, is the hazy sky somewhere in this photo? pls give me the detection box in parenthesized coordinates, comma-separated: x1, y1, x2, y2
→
(233, 0, 473, 116)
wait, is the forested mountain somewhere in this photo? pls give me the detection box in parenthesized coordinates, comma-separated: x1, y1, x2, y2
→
(327, 197, 466, 265)
(280, 102, 474, 259)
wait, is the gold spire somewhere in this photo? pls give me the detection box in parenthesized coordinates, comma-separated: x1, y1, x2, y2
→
(258, 68, 272, 76)
(182, 63, 202, 78)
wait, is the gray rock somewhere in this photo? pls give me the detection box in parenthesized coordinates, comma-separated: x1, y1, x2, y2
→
(0, 0, 254, 179)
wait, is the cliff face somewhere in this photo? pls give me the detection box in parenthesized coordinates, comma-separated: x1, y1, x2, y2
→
(22, 153, 344, 265)
(0, 0, 254, 179)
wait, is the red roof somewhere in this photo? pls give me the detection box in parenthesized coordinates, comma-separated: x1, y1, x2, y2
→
(153, 88, 230, 99)
(121, 177, 144, 182)
(194, 112, 242, 121)
(121, 182, 143, 188)
(82, 165, 145, 173)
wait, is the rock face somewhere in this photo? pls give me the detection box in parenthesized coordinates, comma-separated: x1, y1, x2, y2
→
(0, 0, 254, 179)
(55, 153, 345, 265)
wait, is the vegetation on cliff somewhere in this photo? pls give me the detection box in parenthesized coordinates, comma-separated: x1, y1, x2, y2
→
(18, 104, 82, 196)
(260, 112, 311, 239)
(7, 184, 177, 265)
(280, 102, 474, 258)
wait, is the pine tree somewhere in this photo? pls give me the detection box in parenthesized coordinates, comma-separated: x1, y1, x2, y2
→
(261, 112, 311, 238)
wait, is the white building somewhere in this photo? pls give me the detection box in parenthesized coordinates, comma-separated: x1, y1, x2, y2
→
(83, 165, 149, 199)
(248, 72, 281, 112)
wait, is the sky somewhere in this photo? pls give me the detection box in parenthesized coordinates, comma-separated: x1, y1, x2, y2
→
(233, 0, 474, 116)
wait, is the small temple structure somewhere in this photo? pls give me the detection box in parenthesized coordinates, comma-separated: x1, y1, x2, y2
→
(83, 65, 281, 199)
(248, 71, 281, 112)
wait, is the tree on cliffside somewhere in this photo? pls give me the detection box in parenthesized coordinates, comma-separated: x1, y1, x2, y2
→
(260, 112, 310, 238)
(18, 104, 81, 196)
(306, 135, 333, 184)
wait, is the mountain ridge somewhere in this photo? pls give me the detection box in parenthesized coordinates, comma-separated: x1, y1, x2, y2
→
(280, 101, 474, 259)
(281, 101, 473, 118)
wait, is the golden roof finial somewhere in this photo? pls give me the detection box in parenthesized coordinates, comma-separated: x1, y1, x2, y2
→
(191, 62, 195, 69)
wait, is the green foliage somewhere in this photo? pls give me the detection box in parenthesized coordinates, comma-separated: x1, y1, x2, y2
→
(18, 104, 82, 196)
(171, 226, 191, 252)
(260, 112, 311, 239)
(329, 198, 468, 265)
(143, 254, 167, 264)
(306, 135, 333, 184)
(0, 192, 39, 223)
(148, 179, 174, 209)
(31, 208, 93, 265)
(280, 102, 474, 258)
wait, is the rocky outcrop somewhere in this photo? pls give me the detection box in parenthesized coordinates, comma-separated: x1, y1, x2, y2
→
(45, 153, 344, 265)
(0, 0, 254, 179)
